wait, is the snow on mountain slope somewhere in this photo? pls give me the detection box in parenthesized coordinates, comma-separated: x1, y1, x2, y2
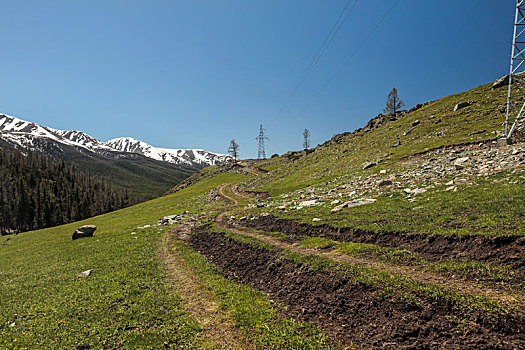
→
(0, 113, 230, 167)
(0, 113, 59, 139)
(52, 129, 113, 151)
(105, 137, 230, 166)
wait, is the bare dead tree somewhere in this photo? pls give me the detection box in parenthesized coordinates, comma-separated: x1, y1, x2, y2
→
(228, 139, 239, 164)
(383, 87, 404, 117)
(303, 128, 310, 150)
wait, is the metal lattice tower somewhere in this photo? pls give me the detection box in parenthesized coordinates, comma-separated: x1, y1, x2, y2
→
(505, 0, 525, 140)
(256, 124, 268, 159)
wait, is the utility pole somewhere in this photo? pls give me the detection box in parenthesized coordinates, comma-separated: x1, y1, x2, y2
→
(303, 128, 310, 150)
(256, 124, 268, 159)
(504, 0, 525, 142)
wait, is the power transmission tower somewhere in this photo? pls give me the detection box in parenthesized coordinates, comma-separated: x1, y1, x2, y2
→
(504, 0, 525, 142)
(256, 124, 268, 159)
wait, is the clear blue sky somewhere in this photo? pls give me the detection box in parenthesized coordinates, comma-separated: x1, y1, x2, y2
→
(0, 1, 515, 158)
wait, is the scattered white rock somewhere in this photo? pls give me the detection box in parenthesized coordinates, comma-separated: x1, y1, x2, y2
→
(404, 188, 427, 195)
(331, 199, 376, 213)
(76, 270, 92, 278)
(453, 156, 470, 170)
(300, 200, 319, 207)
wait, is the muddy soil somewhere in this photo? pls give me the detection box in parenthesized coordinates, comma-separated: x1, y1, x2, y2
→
(189, 229, 525, 350)
(239, 216, 525, 269)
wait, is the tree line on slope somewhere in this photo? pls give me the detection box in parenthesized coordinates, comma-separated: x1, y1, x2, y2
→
(0, 146, 141, 235)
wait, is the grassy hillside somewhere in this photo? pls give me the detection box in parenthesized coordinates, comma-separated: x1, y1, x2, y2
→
(1, 78, 523, 349)
(0, 172, 245, 348)
(246, 81, 506, 195)
(58, 148, 196, 200)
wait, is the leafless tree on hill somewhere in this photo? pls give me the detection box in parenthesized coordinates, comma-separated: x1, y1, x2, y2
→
(228, 139, 239, 164)
(384, 87, 404, 117)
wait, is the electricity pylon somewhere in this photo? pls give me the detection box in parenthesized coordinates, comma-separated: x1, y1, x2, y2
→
(256, 124, 268, 159)
(504, 0, 525, 141)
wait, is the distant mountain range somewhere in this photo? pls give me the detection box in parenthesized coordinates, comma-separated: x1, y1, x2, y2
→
(0, 113, 230, 199)
(0, 113, 230, 168)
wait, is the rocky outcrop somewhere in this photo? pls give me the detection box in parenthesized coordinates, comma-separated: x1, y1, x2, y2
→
(492, 75, 509, 89)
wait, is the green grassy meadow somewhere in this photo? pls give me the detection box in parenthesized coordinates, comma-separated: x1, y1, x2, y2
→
(0, 172, 246, 349)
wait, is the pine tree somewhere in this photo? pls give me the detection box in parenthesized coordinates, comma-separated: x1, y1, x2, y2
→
(383, 87, 405, 117)
(228, 139, 239, 164)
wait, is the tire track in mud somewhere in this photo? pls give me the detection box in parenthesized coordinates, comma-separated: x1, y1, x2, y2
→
(209, 186, 525, 349)
(189, 228, 525, 350)
(217, 183, 524, 309)
(217, 220, 525, 312)
(241, 216, 525, 269)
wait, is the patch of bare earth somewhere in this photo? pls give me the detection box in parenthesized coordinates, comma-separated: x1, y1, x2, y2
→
(219, 221, 525, 311)
(209, 182, 525, 349)
(190, 228, 525, 350)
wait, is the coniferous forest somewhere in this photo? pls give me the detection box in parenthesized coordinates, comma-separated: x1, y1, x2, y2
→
(0, 146, 141, 235)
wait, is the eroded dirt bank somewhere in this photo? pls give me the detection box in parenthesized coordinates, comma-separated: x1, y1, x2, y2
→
(189, 229, 525, 350)
(239, 216, 525, 268)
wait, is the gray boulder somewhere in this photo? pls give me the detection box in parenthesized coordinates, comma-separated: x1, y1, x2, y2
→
(72, 225, 96, 240)
(454, 157, 470, 170)
(454, 101, 473, 111)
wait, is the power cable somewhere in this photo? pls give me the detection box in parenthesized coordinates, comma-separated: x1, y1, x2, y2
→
(269, 0, 359, 126)
(293, 0, 401, 119)
(267, 137, 285, 154)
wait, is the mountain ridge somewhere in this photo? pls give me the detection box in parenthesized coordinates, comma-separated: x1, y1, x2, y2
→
(0, 113, 230, 168)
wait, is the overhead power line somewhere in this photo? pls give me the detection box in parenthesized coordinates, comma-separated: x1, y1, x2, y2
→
(294, 0, 401, 118)
(269, 0, 360, 126)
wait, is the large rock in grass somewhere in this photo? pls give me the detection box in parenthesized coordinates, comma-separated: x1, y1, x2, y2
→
(453, 157, 470, 170)
(72, 225, 97, 240)
(331, 199, 376, 213)
(454, 101, 472, 111)
(492, 75, 509, 89)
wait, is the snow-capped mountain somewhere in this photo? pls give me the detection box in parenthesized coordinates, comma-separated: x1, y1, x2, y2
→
(104, 137, 230, 167)
(0, 113, 230, 168)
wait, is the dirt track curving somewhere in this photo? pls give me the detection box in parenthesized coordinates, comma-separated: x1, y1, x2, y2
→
(161, 225, 254, 350)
